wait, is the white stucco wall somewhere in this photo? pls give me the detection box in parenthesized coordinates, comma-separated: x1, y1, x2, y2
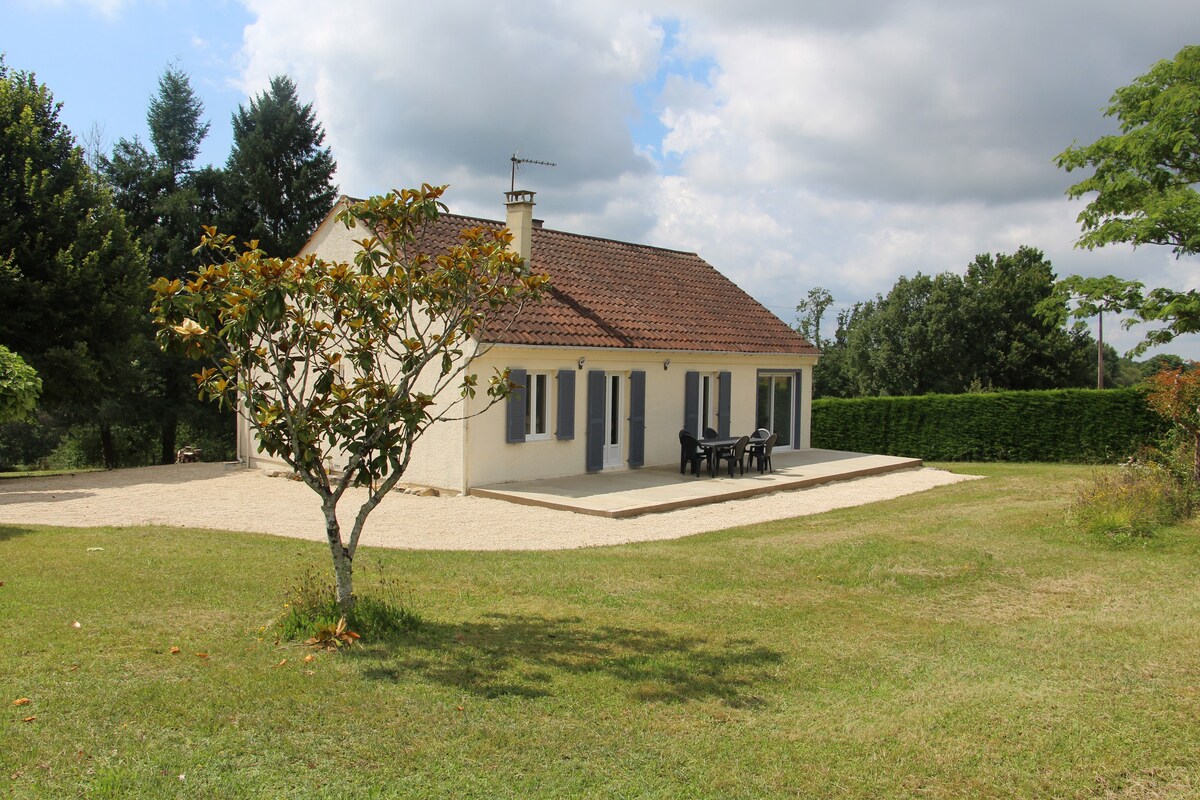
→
(237, 204, 818, 491)
(239, 202, 466, 491)
(464, 344, 817, 488)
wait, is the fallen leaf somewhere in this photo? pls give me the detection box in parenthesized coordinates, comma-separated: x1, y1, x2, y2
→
(274, 659, 287, 668)
(195, 652, 209, 659)
(303, 654, 314, 663)
(71, 621, 81, 629)
(169, 647, 180, 655)
(13, 698, 31, 706)
(22, 716, 36, 723)
(86, 547, 104, 552)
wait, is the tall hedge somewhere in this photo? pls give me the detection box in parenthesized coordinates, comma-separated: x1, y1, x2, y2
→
(811, 388, 1166, 462)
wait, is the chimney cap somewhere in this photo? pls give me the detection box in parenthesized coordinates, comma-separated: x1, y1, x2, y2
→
(505, 189, 536, 205)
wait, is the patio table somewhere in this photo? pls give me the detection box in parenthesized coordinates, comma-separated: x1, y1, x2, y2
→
(697, 436, 764, 477)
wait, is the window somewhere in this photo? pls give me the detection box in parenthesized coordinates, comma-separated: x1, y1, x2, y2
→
(524, 372, 551, 439)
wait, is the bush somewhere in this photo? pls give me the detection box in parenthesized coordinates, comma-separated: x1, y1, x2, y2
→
(812, 388, 1165, 462)
(1070, 460, 1195, 543)
(276, 562, 422, 643)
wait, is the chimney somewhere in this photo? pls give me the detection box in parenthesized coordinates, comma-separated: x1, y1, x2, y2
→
(504, 189, 535, 264)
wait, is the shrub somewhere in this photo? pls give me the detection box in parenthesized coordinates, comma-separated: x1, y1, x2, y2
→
(276, 562, 422, 643)
(1070, 458, 1196, 543)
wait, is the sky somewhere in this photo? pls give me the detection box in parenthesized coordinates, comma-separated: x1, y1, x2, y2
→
(5, 0, 1200, 359)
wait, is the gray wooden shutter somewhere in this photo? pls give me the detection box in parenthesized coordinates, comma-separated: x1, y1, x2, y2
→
(684, 371, 700, 434)
(793, 370, 804, 448)
(717, 370, 732, 437)
(505, 368, 527, 444)
(585, 370, 605, 472)
(628, 371, 645, 468)
(555, 369, 575, 441)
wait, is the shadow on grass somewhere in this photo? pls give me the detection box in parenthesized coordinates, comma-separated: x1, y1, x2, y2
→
(352, 612, 782, 706)
(0, 525, 35, 541)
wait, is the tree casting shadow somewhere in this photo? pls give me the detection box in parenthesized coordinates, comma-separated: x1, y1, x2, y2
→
(352, 612, 782, 707)
(0, 525, 35, 541)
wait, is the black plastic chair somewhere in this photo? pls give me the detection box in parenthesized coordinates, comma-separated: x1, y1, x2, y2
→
(678, 429, 708, 476)
(749, 432, 778, 474)
(744, 429, 771, 471)
(715, 435, 750, 478)
(703, 427, 719, 440)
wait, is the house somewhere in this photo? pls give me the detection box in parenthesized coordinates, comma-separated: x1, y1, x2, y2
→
(236, 190, 820, 492)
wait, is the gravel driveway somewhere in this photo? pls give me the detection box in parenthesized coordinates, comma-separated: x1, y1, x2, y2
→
(0, 463, 975, 550)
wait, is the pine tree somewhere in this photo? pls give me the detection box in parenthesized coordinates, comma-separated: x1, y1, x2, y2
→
(101, 65, 229, 463)
(0, 59, 148, 467)
(224, 75, 337, 256)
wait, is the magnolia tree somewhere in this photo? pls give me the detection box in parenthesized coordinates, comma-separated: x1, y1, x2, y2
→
(151, 185, 547, 611)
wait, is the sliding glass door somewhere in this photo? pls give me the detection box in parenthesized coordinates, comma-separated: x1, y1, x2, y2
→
(755, 373, 794, 448)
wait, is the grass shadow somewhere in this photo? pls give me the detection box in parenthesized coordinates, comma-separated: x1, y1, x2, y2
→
(0, 525, 35, 541)
(352, 612, 782, 706)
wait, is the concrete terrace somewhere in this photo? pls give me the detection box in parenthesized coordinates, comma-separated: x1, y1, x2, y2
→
(470, 448, 923, 518)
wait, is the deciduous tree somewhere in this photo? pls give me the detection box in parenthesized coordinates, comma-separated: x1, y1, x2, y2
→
(795, 286, 833, 349)
(151, 185, 547, 611)
(1043, 275, 1144, 388)
(960, 247, 1091, 391)
(0, 346, 41, 424)
(1057, 45, 1200, 349)
(832, 248, 1091, 396)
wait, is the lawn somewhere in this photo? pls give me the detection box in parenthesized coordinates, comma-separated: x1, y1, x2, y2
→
(3, 463, 1199, 798)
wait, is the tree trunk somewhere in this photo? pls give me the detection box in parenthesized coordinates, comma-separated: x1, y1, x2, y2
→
(1193, 430, 1200, 485)
(323, 504, 355, 613)
(160, 414, 177, 465)
(99, 424, 118, 470)
(159, 360, 186, 464)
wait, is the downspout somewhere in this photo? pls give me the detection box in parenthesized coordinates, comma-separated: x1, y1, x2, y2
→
(461, 403, 471, 495)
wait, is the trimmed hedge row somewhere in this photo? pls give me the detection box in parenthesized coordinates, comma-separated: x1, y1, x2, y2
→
(811, 388, 1167, 462)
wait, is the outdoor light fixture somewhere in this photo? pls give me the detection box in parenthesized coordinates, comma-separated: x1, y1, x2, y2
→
(577, 357, 585, 370)
(663, 359, 671, 370)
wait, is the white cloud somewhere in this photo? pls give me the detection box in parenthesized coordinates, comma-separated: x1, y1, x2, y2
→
(232, 0, 1200, 356)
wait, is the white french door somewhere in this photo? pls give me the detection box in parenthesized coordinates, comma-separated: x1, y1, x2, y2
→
(603, 373, 623, 468)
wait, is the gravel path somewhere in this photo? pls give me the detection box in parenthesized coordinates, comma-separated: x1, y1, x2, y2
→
(0, 463, 976, 551)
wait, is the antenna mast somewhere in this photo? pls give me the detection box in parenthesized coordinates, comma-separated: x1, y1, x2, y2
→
(510, 153, 556, 191)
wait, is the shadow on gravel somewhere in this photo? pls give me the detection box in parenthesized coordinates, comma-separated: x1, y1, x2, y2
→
(0, 491, 94, 505)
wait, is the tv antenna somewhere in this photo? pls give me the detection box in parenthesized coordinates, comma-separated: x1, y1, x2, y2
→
(510, 153, 556, 192)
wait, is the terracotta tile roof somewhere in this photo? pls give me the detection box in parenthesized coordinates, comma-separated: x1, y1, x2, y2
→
(417, 212, 819, 355)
